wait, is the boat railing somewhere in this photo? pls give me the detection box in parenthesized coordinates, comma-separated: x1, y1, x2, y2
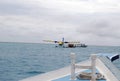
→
(70, 53, 97, 81)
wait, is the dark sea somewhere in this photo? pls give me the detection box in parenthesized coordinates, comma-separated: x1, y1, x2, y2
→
(0, 42, 120, 81)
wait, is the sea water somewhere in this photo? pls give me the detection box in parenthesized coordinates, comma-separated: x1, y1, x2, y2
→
(0, 42, 120, 81)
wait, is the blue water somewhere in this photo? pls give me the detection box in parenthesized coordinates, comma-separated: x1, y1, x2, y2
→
(0, 42, 120, 81)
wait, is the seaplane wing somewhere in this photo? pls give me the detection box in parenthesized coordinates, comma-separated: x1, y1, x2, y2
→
(67, 41, 80, 44)
(43, 40, 80, 44)
(43, 40, 54, 42)
(43, 40, 61, 43)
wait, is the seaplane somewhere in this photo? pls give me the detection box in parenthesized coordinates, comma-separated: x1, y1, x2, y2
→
(43, 38, 87, 48)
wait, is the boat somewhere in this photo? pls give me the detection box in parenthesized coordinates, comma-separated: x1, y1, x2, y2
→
(20, 53, 120, 81)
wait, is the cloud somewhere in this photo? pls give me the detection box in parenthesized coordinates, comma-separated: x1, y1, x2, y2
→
(1, 0, 120, 16)
(0, 0, 120, 46)
(75, 13, 120, 45)
(0, 15, 76, 42)
(37, 0, 120, 13)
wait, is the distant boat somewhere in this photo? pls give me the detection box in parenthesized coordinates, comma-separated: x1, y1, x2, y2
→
(43, 38, 87, 48)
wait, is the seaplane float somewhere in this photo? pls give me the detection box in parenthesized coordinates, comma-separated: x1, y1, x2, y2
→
(43, 38, 87, 48)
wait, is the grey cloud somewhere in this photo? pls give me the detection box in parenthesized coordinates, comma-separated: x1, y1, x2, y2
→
(74, 13, 120, 45)
(0, 0, 120, 45)
(0, 0, 54, 17)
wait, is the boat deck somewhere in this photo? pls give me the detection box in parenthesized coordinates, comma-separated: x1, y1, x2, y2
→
(52, 69, 106, 81)
(20, 54, 120, 81)
(97, 56, 120, 81)
(20, 60, 91, 81)
(52, 75, 105, 81)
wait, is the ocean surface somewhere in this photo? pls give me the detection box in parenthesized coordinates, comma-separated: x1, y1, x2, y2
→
(0, 42, 120, 81)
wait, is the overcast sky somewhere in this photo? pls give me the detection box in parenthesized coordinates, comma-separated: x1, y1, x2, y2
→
(0, 0, 120, 46)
